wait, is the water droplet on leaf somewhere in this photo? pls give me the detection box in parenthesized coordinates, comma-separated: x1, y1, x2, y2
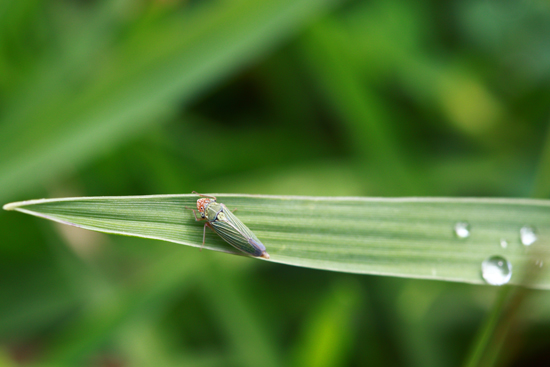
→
(481, 256, 512, 286)
(454, 222, 470, 238)
(520, 226, 537, 246)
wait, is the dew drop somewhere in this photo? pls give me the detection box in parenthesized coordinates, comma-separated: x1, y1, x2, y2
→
(500, 239, 508, 249)
(481, 256, 512, 286)
(520, 225, 537, 246)
(454, 222, 470, 238)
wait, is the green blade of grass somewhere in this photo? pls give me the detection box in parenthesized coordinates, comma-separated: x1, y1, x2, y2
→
(532, 121, 550, 199)
(4, 194, 550, 289)
(0, 0, 338, 203)
(290, 280, 361, 367)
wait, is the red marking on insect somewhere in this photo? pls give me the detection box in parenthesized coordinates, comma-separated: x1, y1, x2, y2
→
(197, 198, 213, 216)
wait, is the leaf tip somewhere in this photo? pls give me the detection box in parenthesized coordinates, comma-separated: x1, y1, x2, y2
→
(3, 199, 36, 211)
(3, 198, 47, 211)
(3, 202, 18, 211)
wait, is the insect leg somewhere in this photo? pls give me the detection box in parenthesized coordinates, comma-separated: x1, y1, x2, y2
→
(185, 206, 205, 221)
(192, 209, 203, 221)
(200, 222, 214, 251)
(201, 222, 208, 251)
(192, 191, 217, 200)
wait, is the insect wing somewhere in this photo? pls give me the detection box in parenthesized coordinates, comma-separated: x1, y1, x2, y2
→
(222, 206, 265, 249)
(211, 206, 266, 257)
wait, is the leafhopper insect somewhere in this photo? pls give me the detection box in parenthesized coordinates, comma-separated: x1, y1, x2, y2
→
(188, 192, 270, 259)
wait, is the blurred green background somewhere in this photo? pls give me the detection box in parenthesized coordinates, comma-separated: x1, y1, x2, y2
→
(1, 0, 550, 366)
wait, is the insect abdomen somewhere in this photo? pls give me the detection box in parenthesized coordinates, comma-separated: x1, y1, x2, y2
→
(211, 220, 265, 257)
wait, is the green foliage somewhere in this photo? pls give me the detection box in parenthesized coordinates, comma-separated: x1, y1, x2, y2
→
(1, 0, 550, 366)
(5, 194, 550, 288)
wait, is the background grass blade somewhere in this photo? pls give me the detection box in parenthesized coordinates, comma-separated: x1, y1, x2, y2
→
(0, 0, 337, 204)
(5, 194, 550, 289)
